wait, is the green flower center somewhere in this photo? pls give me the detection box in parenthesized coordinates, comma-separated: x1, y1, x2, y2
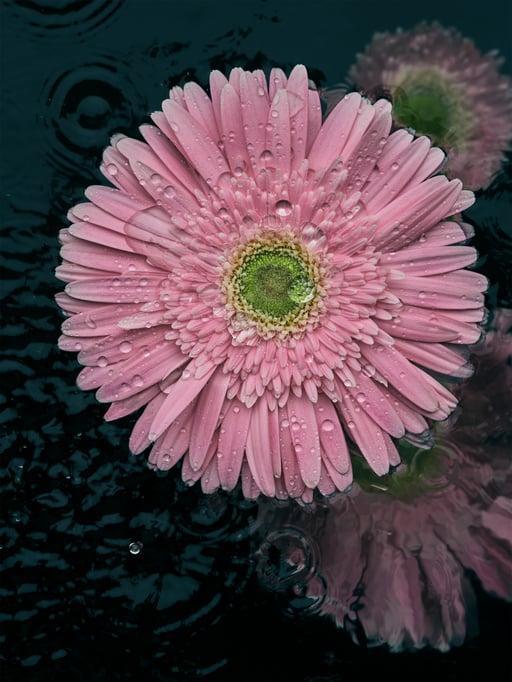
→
(352, 441, 446, 501)
(238, 248, 315, 317)
(224, 235, 322, 335)
(392, 69, 473, 149)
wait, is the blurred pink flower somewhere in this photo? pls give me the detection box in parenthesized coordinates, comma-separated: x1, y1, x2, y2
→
(56, 65, 485, 501)
(258, 311, 512, 650)
(349, 23, 512, 190)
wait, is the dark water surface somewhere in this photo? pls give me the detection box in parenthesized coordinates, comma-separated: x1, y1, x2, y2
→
(1, 1, 511, 680)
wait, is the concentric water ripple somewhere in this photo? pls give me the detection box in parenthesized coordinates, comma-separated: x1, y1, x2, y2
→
(5, 0, 124, 39)
(41, 57, 148, 176)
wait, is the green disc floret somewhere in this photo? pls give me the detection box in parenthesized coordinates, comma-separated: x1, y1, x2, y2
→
(393, 69, 473, 149)
(224, 234, 323, 336)
(236, 247, 316, 319)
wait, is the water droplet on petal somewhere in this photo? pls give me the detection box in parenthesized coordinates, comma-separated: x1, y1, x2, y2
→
(275, 199, 292, 217)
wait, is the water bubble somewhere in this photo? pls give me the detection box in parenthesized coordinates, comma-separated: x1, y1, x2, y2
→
(129, 541, 143, 555)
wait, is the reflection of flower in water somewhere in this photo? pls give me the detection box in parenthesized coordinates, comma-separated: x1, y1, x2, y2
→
(56, 64, 485, 501)
(349, 23, 512, 190)
(257, 311, 512, 651)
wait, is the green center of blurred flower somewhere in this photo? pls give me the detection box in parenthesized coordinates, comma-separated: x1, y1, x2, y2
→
(392, 69, 473, 149)
(352, 441, 445, 500)
(225, 235, 322, 334)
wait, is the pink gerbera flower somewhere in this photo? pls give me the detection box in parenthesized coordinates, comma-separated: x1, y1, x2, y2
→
(349, 23, 512, 190)
(56, 65, 485, 502)
(257, 310, 512, 650)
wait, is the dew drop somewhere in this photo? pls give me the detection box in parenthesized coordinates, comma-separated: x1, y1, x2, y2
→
(275, 199, 292, 217)
(320, 419, 334, 432)
(119, 341, 132, 354)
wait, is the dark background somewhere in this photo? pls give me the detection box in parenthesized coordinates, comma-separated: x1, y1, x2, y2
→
(1, 1, 511, 680)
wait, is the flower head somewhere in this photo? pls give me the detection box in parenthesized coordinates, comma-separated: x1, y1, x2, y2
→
(257, 311, 512, 650)
(56, 65, 485, 501)
(349, 23, 512, 190)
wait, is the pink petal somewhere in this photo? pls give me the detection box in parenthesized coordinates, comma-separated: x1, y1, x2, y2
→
(266, 89, 291, 176)
(286, 64, 309, 169)
(64, 275, 165, 304)
(149, 364, 216, 441)
(315, 394, 351, 474)
(189, 370, 231, 471)
(336, 387, 390, 475)
(183, 81, 219, 141)
(217, 399, 251, 491)
(246, 398, 276, 497)
(129, 392, 167, 454)
(96, 342, 188, 403)
(239, 71, 270, 171)
(393, 339, 473, 378)
(148, 401, 195, 469)
(346, 371, 405, 438)
(163, 98, 229, 183)
(361, 344, 438, 412)
(286, 393, 322, 489)
(308, 93, 361, 171)
(279, 412, 306, 498)
(104, 385, 161, 422)
(220, 84, 252, 173)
